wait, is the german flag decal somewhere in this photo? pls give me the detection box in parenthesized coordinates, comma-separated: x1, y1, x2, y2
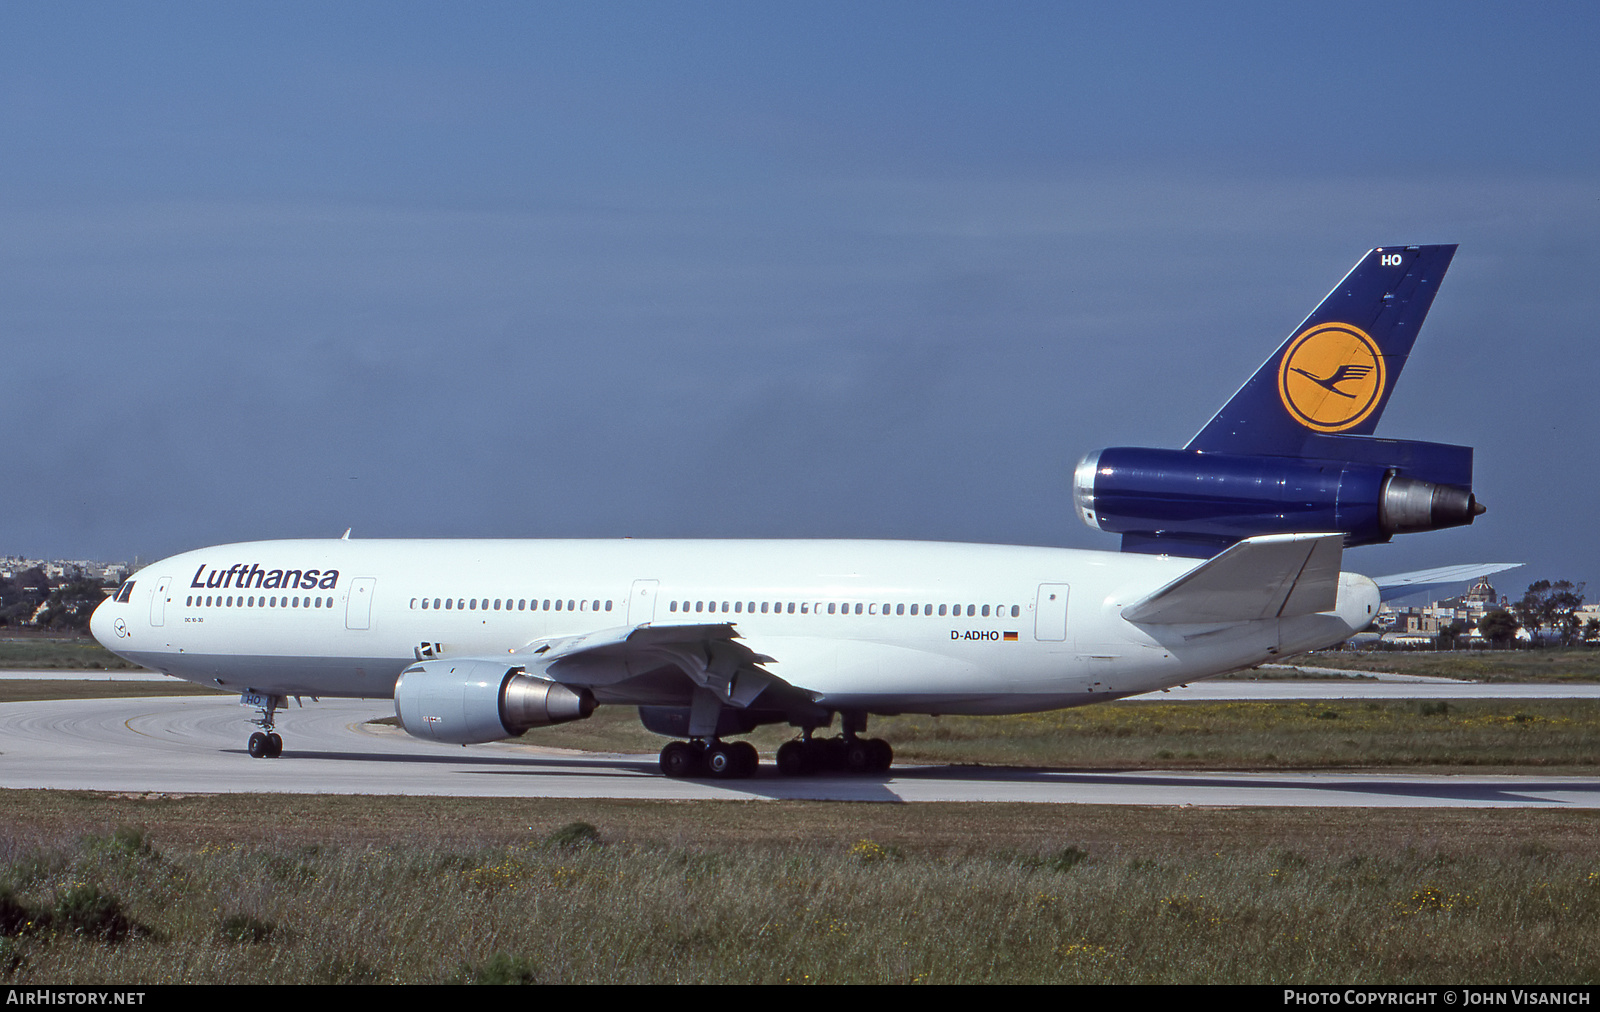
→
(1003, 631, 1018, 641)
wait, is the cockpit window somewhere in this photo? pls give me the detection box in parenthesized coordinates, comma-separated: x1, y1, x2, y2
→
(114, 581, 135, 604)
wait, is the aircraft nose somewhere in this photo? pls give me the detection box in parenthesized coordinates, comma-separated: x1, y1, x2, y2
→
(89, 594, 116, 648)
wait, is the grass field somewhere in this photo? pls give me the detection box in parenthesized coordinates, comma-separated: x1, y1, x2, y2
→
(0, 680, 227, 704)
(0, 793, 1596, 984)
(0, 638, 141, 671)
(4, 646, 1598, 983)
(494, 698, 1600, 772)
(1294, 648, 1600, 682)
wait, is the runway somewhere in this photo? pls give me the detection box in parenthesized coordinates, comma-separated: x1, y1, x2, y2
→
(2, 690, 1596, 808)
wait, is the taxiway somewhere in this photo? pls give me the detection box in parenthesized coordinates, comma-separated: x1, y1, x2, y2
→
(1, 689, 1595, 808)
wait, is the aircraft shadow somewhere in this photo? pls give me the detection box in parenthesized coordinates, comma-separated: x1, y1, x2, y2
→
(233, 747, 1595, 805)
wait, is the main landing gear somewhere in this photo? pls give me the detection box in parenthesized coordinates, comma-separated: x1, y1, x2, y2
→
(659, 739, 759, 779)
(775, 735, 893, 776)
(655, 734, 894, 778)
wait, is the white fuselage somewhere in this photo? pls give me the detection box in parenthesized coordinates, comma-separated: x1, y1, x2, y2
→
(90, 538, 1377, 717)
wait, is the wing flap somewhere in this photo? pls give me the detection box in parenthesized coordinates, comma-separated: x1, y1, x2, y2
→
(510, 622, 799, 708)
(1122, 533, 1344, 625)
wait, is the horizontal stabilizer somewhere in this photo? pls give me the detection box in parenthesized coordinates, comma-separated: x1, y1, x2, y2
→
(1372, 562, 1522, 602)
(1122, 533, 1344, 624)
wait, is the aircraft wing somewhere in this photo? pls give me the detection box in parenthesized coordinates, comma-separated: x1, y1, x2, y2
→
(511, 622, 793, 709)
(1121, 533, 1345, 624)
(1370, 562, 1522, 602)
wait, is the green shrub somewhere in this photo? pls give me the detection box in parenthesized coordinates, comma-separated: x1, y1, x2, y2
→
(450, 951, 540, 984)
(48, 885, 146, 943)
(543, 821, 602, 850)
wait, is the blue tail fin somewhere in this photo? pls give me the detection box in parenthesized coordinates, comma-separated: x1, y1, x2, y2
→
(1187, 244, 1457, 456)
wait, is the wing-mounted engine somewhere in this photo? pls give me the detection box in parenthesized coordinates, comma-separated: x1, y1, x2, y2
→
(1074, 442, 1484, 559)
(394, 658, 595, 745)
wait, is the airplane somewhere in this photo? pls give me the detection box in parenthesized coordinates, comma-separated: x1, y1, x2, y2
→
(91, 244, 1496, 778)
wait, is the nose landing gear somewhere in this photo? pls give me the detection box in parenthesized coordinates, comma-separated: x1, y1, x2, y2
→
(247, 731, 283, 758)
(242, 691, 288, 758)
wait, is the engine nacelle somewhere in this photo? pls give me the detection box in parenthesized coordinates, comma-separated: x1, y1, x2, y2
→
(1073, 447, 1483, 556)
(394, 658, 595, 745)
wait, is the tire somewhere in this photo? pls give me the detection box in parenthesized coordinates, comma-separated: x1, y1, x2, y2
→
(660, 741, 700, 777)
(248, 732, 269, 759)
(704, 742, 738, 778)
(776, 741, 809, 777)
(731, 741, 759, 777)
(845, 739, 874, 773)
(267, 733, 283, 758)
(869, 738, 893, 772)
(805, 737, 843, 772)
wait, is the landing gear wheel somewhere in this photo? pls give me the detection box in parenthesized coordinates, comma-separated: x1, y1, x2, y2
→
(660, 741, 701, 778)
(267, 733, 284, 758)
(248, 732, 270, 759)
(705, 742, 740, 778)
(731, 741, 759, 777)
(806, 737, 844, 772)
(845, 738, 876, 773)
(868, 738, 893, 772)
(776, 740, 809, 777)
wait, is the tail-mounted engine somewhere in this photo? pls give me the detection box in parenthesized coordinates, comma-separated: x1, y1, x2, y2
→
(1074, 443, 1484, 558)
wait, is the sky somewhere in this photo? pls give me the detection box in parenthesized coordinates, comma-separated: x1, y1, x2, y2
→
(3, 2, 1597, 600)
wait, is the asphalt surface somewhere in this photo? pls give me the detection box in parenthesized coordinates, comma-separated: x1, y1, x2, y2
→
(1, 681, 1596, 807)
